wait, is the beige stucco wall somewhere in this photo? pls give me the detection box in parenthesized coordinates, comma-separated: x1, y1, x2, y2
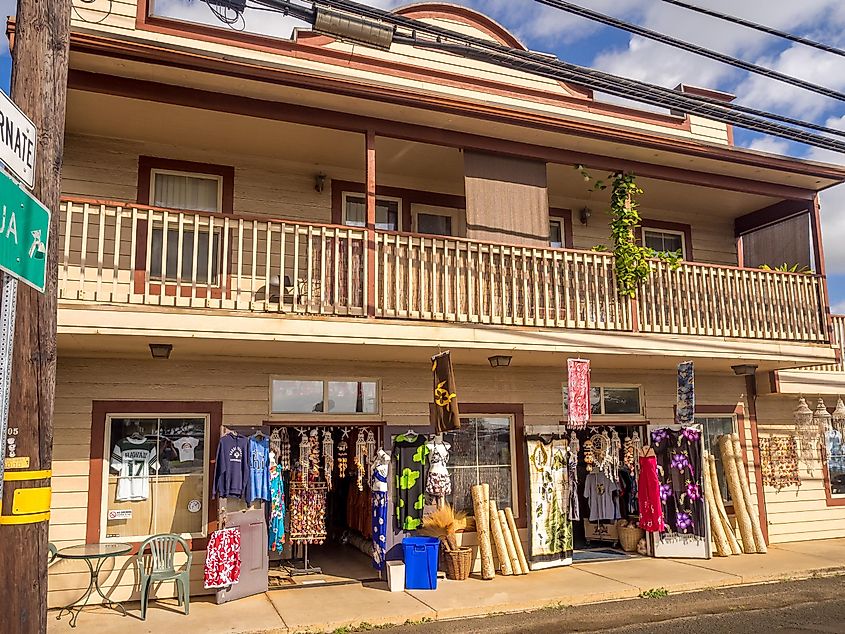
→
(48, 353, 749, 607)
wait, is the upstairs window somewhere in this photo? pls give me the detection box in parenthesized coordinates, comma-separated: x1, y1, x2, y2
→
(549, 219, 563, 248)
(562, 384, 643, 418)
(342, 193, 401, 232)
(644, 228, 687, 258)
(270, 378, 380, 415)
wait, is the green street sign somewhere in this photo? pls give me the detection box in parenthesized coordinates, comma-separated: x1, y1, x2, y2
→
(0, 170, 49, 292)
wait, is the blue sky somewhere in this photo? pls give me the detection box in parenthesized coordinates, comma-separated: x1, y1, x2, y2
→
(4, 0, 845, 308)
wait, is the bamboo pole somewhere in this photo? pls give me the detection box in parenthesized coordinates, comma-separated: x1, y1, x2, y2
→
(719, 435, 755, 554)
(504, 507, 529, 574)
(471, 484, 495, 579)
(708, 453, 742, 555)
(732, 433, 767, 554)
(702, 452, 730, 557)
(498, 508, 522, 575)
(489, 501, 512, 576)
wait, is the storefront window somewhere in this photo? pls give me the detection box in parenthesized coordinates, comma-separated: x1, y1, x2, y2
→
(696, 415, 736, 504)
(444, 416, 515, 516)
(104, 416, 208, 541)
(826, 429, 845, 497)
(271, 378, 380, 415)
(563, 385, 641, 417)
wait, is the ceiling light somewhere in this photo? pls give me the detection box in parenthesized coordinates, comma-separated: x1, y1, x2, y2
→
(149, 343, 173, 360)
(488, 355, 512, 368)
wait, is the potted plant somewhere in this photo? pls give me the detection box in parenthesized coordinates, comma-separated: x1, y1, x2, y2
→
(419, 504, 473, 580)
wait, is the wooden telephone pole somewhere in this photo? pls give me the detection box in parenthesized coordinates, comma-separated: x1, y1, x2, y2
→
(0, 1, 71, 633)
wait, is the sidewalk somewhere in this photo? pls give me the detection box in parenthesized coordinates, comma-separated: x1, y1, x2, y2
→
(47, 539, 845, 634)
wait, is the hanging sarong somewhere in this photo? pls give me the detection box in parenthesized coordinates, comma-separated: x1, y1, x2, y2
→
(676, 361, 695, 425)
(431, 351, 461, 433)
(567, 359, 591, 430)
(526, 436, 573, 570)
(204, 527, 241, 589)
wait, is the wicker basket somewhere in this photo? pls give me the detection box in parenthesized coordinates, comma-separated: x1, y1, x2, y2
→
(618, 524, 645, 553)
(443, 547, 473, 581)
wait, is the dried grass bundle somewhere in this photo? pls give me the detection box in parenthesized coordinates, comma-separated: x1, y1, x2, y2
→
(419, 504, 467, 551)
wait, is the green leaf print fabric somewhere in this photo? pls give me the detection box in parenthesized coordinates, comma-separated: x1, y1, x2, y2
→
(394, 433, 429, 532)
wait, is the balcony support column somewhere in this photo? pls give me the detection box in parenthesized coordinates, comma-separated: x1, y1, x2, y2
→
(366, 129, 377, 317)
(810, 194, 833, 342)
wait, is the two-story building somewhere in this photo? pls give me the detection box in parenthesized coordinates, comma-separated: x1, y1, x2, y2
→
(40, 0, 845, 608)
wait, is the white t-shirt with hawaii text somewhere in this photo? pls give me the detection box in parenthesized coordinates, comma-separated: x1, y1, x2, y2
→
(111, 437, 159, 501)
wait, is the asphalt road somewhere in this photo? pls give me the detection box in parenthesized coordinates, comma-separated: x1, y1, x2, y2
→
(382, 575, 845, 634)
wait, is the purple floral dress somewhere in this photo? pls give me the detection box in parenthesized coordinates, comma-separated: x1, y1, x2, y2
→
(650, 427, 705, 538)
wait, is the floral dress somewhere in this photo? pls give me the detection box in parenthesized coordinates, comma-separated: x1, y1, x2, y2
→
(393, 434, 429, 531)
(650, 427, 705, 538)
(268, 463, 286, 551)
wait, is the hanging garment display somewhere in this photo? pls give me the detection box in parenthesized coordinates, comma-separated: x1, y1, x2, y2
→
(566, 359, 591, 430)
(676, 361, 695, 425)
(213, 431, 249, 499)
(650, 427, 705, 539)
(584, 471, 620, 522)
(393, 433, 429, 531)
(637, 452, 665, 532)
(111, 435, 158, 502)
(371, 448, 390, 571)
(568, 431, 581, 521)
(794, 397, 819, 470)
(760, 436, 801, 491)
(247, 434, 271, 504)
(431, 351, 461, 433)
(322, 429, 334, 490)
(526, 436, 573, 570)
(426, 438, 452, 498)
(289, 482, 327, 544)
(268, 463, 286, 551)
(204, 527, 242, 589)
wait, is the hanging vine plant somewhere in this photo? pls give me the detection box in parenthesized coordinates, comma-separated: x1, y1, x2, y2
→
(576, 166, 681, 298)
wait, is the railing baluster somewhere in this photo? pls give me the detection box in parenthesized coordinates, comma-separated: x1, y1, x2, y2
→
(267, 222, 276, 313)
(221, 216, 231, 310)
(111, 206, 123, 302)
(78, 202, 90, 299)
(95, 204, 106, 301)
(61, 201, 73, 299)
(175, 212, 185, 305)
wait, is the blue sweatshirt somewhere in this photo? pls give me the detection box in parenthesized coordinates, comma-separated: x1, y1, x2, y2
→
(247, 435, 271, 504)
(213, 432, 249, 499)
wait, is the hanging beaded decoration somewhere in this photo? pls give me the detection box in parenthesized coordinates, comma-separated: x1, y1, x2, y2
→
(322, 428, 334, 490)
(366, 429, 377, 475)
(569, 431, 580, 460)
(296, 428, 309, 484)
(337, 427, 350, 478)
(834, 398, 845, 437)
(583, 438, 594, 474)
(794, 397, 818, 471)
(609, 429, 622, 480)
(354, 429, 368, 491)
(309, 430, 321, 483)
(269, 428, 281, 466)
(279, 427, 291, 472)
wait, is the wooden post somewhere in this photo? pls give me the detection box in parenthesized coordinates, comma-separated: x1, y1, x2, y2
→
(504, 507, 529, 574)
(365, 129, 376, 317)
(488, 500, 512, 576)
(471, 484, 494, 580)
(498, 508, 522, 574)
(0, 1, 71, 633)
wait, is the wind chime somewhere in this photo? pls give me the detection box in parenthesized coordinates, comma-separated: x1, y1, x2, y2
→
(794, 397, 820, 471)
(322, 428, 334, 490)
(279, 427, 291, 472)
(270, 428, 281, 465)
(308, 430, 321, 482)
(296, 428, 310, 483)
(354, 429, 368, 491)
(833, 398, 845, 437)
(623, 431, 643, 479)
(337, 427, 350, 478)
(589, 429, 619, 481)
(366, 429, 376, 472)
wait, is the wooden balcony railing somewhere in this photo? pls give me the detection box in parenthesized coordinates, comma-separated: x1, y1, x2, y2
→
(794, 315, 845, 372)
(58, 199, 830, 344)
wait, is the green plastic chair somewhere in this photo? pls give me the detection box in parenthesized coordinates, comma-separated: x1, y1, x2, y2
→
(137, 534, 192, 620)
(48, 543, 57, 565)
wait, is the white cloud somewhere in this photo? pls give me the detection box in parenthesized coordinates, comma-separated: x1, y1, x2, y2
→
(745, 136, 792, 155)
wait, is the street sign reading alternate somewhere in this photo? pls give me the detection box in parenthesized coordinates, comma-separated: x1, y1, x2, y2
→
(0, 90, 36, 189)
(0, 170, 49, 292)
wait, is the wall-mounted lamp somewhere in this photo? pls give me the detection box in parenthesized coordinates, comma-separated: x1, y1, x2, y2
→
(731, 363, 758, 376)
(488, 355, 512, 368)
(149, 343, 173, 360)
(579, 207, 591, 225)
(314, 173, 327, 193)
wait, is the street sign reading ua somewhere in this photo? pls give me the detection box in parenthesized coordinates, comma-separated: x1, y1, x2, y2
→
(0, 170, 49, 292)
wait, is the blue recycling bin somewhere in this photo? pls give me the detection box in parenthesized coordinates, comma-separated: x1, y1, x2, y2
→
(402, 536, 440, 590)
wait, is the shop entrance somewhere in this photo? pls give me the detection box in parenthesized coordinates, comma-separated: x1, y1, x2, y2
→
(266, 423, 384, 589)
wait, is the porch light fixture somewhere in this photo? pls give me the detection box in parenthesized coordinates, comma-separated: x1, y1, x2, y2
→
(731, 364, 758, 376)
(149, 343, 173, 360)
(579, 207, 591, 225)
(488, 355, 512, 368)
(314, 173, 327, 193)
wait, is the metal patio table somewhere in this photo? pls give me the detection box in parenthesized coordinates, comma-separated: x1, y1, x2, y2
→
(55, 542, 132, 627)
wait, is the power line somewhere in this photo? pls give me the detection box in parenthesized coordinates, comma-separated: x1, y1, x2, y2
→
(659, 0, 845, 59)
(530, 0, 845, 104)
(204, 0, 845, 153)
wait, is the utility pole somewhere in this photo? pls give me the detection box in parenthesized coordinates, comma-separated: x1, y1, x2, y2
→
(0, 1, 71, 632)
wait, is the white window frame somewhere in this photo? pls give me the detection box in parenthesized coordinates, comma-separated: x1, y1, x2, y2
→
(269, 376, 382, 420)
(411, 205, 461, 237)
(562, 383, 645, 421)
(448, 414, 519, 519)
(643, 228, 687, 259)
(341, 192, 402, 232)
(549, 219, 564, 248)
(149, 168, 224, 213)
(695, 414, 737, 505)
(101, 413, 211, 543)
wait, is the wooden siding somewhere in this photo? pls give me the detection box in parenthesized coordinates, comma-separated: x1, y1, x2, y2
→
(49, 356, 748, 606)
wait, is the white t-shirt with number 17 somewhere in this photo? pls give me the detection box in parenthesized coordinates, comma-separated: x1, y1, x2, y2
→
(111, 436, 159, 501)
